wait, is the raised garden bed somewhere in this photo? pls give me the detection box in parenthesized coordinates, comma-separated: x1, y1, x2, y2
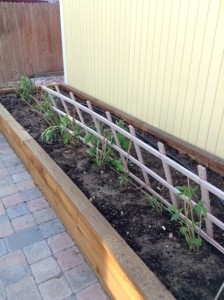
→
(0, 91, 224, 300)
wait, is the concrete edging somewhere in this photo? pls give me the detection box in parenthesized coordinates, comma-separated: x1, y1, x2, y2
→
(0, 104, 175, 300)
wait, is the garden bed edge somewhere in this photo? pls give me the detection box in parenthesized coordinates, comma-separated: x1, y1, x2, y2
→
(0, 104, 175, 300)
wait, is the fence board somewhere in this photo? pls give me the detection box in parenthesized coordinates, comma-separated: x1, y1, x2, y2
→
(0, 2, 63, 85)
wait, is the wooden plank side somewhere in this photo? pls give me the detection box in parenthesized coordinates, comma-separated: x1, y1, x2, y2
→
(0, 105, 175, 300)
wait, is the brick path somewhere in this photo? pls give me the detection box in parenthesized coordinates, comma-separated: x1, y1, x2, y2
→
(0, 133, 109, 300)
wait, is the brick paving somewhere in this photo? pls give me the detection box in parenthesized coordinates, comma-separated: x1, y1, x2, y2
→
(0, 133, 109, 300)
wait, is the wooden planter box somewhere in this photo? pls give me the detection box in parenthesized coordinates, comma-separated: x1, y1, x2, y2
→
(0, 104, 174, 300)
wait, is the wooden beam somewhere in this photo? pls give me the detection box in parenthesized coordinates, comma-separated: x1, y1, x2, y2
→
(0, 104, 175, 300)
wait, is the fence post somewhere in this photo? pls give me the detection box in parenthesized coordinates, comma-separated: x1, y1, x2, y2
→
(158, 142, 177, 207)
(198, 165, 214, 238)
(129, 125, 151, 187)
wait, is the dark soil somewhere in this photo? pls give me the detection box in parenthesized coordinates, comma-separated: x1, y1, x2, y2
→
(0, 93, 224, 300)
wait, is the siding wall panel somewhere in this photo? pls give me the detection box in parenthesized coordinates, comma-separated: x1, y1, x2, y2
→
(61, 0, 224, 159)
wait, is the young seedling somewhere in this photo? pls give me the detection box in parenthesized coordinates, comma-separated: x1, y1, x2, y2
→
(42, 115, 80, 145)
(168, 185, 207, 251)
(112, 120, 130, 152)
(110, 120, 133, 189)
(35, 92, 59, 126)
(111, 158, 129, 189)
(84, 124, 113, 169)
(112, 140, 132, 189)
(15, 76, 34, 104)
(146, 195, 163, 214)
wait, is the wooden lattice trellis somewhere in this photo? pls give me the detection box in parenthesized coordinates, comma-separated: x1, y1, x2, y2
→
(42, 85, 224, 254)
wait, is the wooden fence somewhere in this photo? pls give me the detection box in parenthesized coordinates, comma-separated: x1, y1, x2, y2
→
(0, 2, 63, 85)
(42, 85, 224, 254)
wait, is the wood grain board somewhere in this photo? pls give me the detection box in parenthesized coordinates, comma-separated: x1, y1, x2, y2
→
(0, 2, 63, 85)
(0, 104, 175, 300)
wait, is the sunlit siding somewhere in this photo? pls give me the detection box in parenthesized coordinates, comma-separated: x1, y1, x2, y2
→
(60, 0, 224, 159)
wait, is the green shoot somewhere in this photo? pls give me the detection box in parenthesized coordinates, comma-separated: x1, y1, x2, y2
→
(168, 185, 207, 251)
(42, 115, 80, 145)
(15, 76, 34, 104)
(146, 195, 163, 214)
(84, 124, 113, 169)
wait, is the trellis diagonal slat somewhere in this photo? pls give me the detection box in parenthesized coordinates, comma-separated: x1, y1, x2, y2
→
(45, 86, 58, 109)
(198, 165, 214, 238)
(69, 92, 88, 135)
(105, 111, 126, 167)
(86, 101, 101, 135)
(129, 125, 151, 187)
(41, 86, 224, 254)
(55, 85, 70, 116)
(158, 142, 177, 207)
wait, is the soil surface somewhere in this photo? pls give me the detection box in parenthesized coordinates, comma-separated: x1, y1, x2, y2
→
(0, 93, 224, 300)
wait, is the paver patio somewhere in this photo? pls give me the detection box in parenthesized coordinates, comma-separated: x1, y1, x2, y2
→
(0, 133, 109, 300)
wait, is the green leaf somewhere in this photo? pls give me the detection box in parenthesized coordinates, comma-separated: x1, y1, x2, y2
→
(180, 226, 188, 235)
(87, 147, 95, 157)
(168, 205, 177, 213)
(201, 207, 207, 218)
(171, 213, 180, 221)
(84, 134, 92, 144)
(194, 204, 202, 216)
(193, 237, 202, 247)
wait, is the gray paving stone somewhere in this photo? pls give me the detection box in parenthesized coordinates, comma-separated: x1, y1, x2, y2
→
(21, 187, 43, 202)
(7, 164, 25, 175)
(6, 203, 30, 220)
(65, 263, 97, 293)
(39, 218, 65, 238)
(47, 232, 75, 254)
(27, 197, 49, 212)
(0, 279, 6, 300)
(4, 226, 43, 252)
(1, 153, 18, 163)
(11, 214, 36, 232)
(16, 179, 35, 192)
(0, 250, 31, 287)
(23, 240, 51, 264)
(0, 135, 6, 143)
(0, 168, 8, 179)
(0, 184, 18, 198)
(3, 158, 21, 168)
(64, 295, 78, 300)
(39, 276, 72, 300)
(0, 215, 14, 238)
(6, 276, 41, 300)
(33, 207, 56, 225)
(76, 282, 109, 300)
(12, 171, 31, 183)
(0, 200, 5, 216)
(31, 256, 61, 284)
(0, 239, 7, 257)
(0, 160, 5, 170)
(0, 176, 14, 188)
(0, 147, 13, 155)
